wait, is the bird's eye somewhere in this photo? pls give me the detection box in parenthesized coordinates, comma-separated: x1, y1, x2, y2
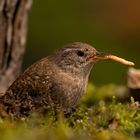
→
(76, 50, 85, 57)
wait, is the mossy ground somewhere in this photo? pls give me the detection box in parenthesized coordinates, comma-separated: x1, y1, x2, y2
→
(0, 84, 140, 140)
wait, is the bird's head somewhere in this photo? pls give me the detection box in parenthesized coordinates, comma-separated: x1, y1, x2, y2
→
(51, 42, 106, 77)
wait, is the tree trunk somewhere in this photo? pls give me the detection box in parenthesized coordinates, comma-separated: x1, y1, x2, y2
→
(0, 0, 32, 94)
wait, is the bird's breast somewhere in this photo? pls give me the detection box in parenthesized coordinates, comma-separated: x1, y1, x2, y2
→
(53, 72, 87, 110)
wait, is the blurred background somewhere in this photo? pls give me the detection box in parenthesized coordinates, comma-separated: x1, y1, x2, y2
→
(24, 0, 140, 85)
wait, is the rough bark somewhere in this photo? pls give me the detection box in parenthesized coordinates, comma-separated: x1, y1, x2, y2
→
(0, 0, 32, 94)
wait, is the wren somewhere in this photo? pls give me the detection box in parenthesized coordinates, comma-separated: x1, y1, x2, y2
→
(0, 42, 134, 118)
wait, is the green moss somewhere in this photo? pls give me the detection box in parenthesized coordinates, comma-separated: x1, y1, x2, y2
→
(0, 84, 139, 140)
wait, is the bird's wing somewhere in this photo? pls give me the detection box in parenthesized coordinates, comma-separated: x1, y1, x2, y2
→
(2, 59, 55, 117)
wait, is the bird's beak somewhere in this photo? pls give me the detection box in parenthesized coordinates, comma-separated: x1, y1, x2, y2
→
(86, 52, 111, 61)
(94, 52, 110, 61)
(87, 52, 135, 66)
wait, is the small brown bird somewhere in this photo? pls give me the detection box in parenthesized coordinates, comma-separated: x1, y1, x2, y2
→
(0, 42, 134, 118)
